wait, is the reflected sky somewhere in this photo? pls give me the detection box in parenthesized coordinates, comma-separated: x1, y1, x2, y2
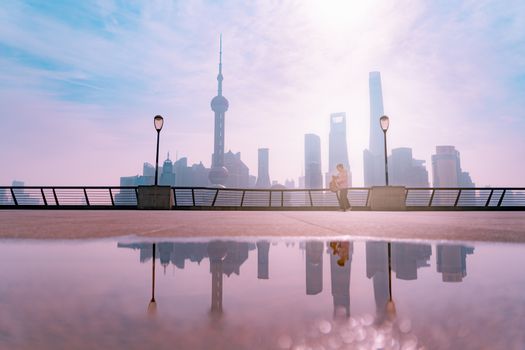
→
(1, 238, 524, 349)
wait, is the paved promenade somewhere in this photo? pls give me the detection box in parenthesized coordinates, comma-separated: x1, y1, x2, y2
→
(1, 210, 525, 242)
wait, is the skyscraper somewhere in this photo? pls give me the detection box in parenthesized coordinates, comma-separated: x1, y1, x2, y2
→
(224, 150, 250, 188)
(305, 134, 323, 189)
(388, 147, 429, 187)
(255, 148, 271, 188)
(431, 146, 475, 187)
(159, 153, 176, 187)
(209, 35, 229, 186)
(363, 71, 387, 187)
(327, 113, 352, 186)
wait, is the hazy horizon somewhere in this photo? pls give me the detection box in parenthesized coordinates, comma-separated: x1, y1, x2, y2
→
(1, 1, 525, 187)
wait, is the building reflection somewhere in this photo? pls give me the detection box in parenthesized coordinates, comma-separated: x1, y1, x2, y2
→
(305, 241, 323, 295)
(436, 244, 474, 282)
(391, 242, 431, 280)
(366, 242, 390, 320)
(256, 241, 270, 279)
(329, 241, 354, 318)
(118, 241, 255, 315)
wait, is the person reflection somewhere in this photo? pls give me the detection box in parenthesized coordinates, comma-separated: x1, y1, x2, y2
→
(257, 241, 270, 280)
(305, 241, 323, 295)
(147, 243, 157, 316)
(329, 241, 353, 318)
(207, 241, 228, 315)
(436, 244, 474, 282)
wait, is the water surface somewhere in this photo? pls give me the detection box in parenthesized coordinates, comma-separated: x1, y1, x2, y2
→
(1, 237, 524, 349)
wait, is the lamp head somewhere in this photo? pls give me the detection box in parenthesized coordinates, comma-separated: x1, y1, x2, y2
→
(380, 115, 389, 132)
(154, 115, 164, 131)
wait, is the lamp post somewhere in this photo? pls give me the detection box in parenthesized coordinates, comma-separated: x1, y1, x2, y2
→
(379, 115, 390, 186)
(153, 115, 164, 186)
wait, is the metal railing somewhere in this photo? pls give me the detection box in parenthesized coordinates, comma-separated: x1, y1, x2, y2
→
(0, 186, 524, 210)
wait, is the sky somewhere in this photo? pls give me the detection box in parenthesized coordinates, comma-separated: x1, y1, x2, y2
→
(1, 0, 524, 187)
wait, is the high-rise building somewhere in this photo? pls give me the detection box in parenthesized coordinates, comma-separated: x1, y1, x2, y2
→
(284, 179, 295, 189)
(255, 148, 271, 188)
(224, 150, 250, 188)
(431, 146, 475, 187)
(159, 153, 176, 187)
(363, 71, 387, 187)
(305, 134, 323, 189)
(328, 113, 352, 186)
(209, 35, 229, 186)
(436, 244, 474, 282)
(388, 148, 429, 187)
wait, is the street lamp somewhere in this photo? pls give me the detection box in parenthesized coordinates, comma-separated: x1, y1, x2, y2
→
(153, 115, 164, 186)
(379, 115, 390, 186)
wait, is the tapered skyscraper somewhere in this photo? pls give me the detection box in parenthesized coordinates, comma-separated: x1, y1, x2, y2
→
(363, 71, 386, 186)
(209, 35, 229, 186)
(328, 113, 352, 186)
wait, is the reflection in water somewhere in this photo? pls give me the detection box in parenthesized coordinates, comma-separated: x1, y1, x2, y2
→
(305, 241, 323, 295)
(256, 241, 270, 279)
(436, 244, 474, 282)
(207, 241, 227, 314)
(329, 241, 353, 318)
(147, 243, 157, 316)
(391, 242, 431, 280)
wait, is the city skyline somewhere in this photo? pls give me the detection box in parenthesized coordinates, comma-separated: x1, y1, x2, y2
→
(1, 1, 525, 187)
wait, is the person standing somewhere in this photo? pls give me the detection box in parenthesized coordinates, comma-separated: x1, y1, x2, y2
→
(336, 163, 351, 211)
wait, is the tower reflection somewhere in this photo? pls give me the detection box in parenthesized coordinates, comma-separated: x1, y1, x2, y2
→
(305, 241, 323, 295)
(329, 241, 353, 318)
(436, 244, 474, 282)
(207, 241, 228, 315)
(257, 241, 270, 280)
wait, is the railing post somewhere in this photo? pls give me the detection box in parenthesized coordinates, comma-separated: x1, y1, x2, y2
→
(41, 188, 48, 206)
(211, 189, 219, 207)
(172, 188, 177, 207)
(454, 189, 462, 207)
(10, 188, 18, 206)
(269, 190, 272, 208)
(485, 189, 494, 207)
(497, 189, 507, 207)
(191, 188, 195, 206)
(308, 190, 313, 207)
(365, 188, 370, 207)
(281, 190, 284, 207)
(52, 188, 59, 206)
(240, 190, 246, 207)
(83, 188, 90, 206)
(428, 189, 436, 207)
(109, 188, 115, 206)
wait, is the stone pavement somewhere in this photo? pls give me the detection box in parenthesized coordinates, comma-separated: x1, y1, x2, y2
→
(1, 210, 525, 243)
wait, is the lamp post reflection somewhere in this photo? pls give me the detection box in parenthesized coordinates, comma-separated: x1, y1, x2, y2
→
(386, 242, 396, 318)
(147, 243, 157, 316)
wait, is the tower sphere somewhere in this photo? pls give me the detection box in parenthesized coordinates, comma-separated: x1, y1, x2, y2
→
(211, 95, 229, 112)
(208, 165, 229, 185)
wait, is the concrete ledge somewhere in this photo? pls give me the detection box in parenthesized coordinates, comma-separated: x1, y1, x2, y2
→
(137, 186, 174, 210)
(369, 186, 406, 211)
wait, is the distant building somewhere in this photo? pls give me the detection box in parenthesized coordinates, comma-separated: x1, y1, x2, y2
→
(224, 150, 249, 188)
(436, 244, 474, 282)
(284, 179, 295, 189)
(328, 113, 352, 187)
(305, 134, 323, 189)
(363, 71, 387, 187)
(248, 175, 257, 188)
(298, 175, 305, 189)
(255, 148, 271, 188)
(431, 146, 475, 187)
(388, 148, 429, 187)
(174, 157, 192, 186)
(159, 154, 176, 187)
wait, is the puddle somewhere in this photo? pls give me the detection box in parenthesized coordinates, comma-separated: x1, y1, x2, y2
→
(1, 237, 524, 349)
